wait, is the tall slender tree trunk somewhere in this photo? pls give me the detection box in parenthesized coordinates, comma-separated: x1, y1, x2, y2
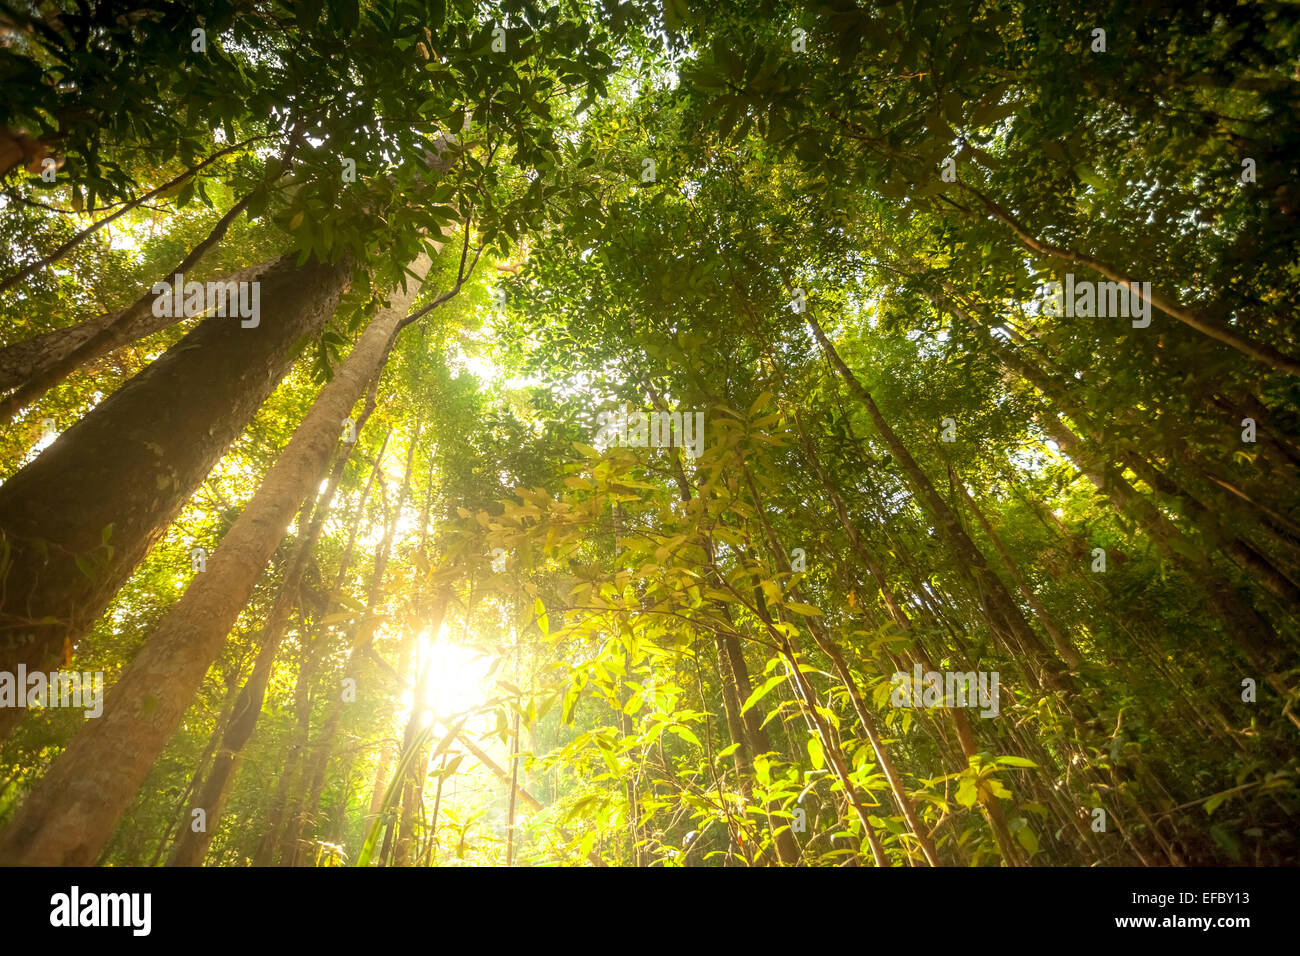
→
(741, 466, 941, 867)
(390, 593, 451, 867)
(167, 403, 369, 866)
(285, 410, 420, 865)
(1042, 414, 1294, 702)
(803, 309, 1071, 692)
(446, 726, 604, 866)
(950, 473, 1085, 671)
(955, 182, 1300, 375)
(147, 664, 247, 866)
(774, 628, 890, 866)
(964, 303, 1300, 613)
(504, 707, 521, 866)
(166, 592, 304, 867)
(424, 752, 448, 866)
(647, 399, 803, 866)
(256, 428, 390, 866)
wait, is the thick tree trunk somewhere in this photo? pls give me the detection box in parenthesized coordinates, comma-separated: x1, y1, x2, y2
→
(0, 250, 353, 745)
(0, 258, 276, 399)
(0, 259, 428, 865)
(0, 130, 302, 419)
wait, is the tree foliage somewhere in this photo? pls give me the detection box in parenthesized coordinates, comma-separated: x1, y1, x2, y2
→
(1, 0, 1298, 868)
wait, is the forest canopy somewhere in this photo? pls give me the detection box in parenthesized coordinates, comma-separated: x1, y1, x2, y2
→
(0, 0, 1298, 870)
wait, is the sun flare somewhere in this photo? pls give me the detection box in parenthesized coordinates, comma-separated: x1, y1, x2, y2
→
(397, 628, 494, 730)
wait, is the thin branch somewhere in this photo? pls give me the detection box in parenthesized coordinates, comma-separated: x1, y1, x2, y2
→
(0, 134, 273, 295)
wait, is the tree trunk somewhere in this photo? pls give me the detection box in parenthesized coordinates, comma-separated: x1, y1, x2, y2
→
(648, 400, 803, 866)
(0, 258, 429, 865)
(788, 411, 1026, 865)
(445, 726, 604, 866)
(741, 465, 941, 867)
(951, 473, 1085, 671)
(967, 304, 1300, 610)
(166, 407, 367, 866)
(147, 663, 247, 866)
(0, 250, 353, 744)
(803, 309, 1069, 691)
(957, 183, 1300, 376)
(1040, 414, 1298, 722)
(284, 407, 420, 865)
(391, 593, 451, 866)
(255, 428, 390, 865)
(0, 257, 276, 402)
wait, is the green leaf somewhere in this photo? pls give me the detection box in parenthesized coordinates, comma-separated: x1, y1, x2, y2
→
(1204, 789, 1232, 816)
(1209, 824, 1242, 862)
(297, 0, 324, 26)
(1075, 166, 1106, 190)
(1016, 824, 1039, 855)
(663, 0, 689, 33)
(561, 686, 580, 726)
(807, 735, 825, 771)
(741, 674, 785, 715)
(330, 0, 360, 33)
(331, 592, 366, 613)
(534, 597, 549, 638)
(785, 601, 823, 617)
(993, 755, 1038, 769)
(970, 100, 1019, 127)
(670, 725, 701, 748)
